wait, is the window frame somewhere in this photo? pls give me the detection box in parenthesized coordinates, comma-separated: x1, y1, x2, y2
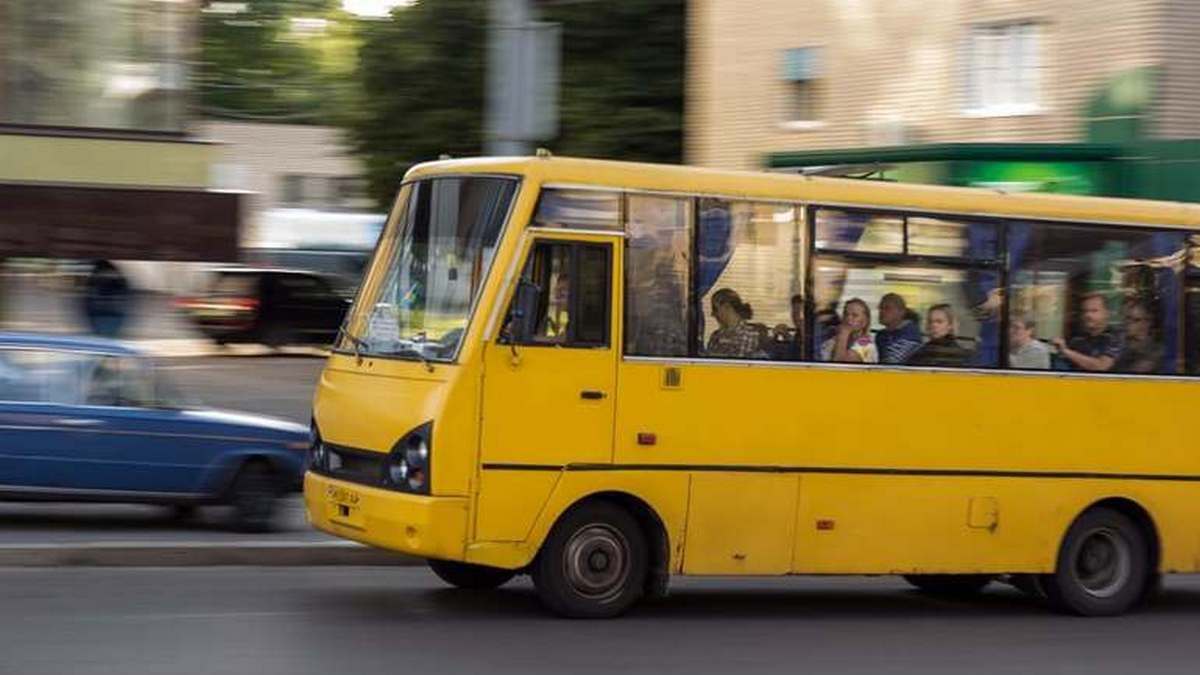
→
(807, 204, 1009, 369)
(504, 238, 613, 350)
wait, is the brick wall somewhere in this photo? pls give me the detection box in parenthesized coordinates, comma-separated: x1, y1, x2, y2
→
(688, 0, 1170, 170)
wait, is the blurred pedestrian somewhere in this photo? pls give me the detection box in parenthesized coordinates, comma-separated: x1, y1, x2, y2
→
(82, 260, 132, 338)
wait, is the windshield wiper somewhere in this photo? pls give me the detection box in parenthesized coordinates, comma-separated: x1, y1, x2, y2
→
(395, 344, 435, 373)
(337, 325, 370, 361)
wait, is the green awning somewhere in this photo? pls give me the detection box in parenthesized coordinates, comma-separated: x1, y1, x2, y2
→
(766, 142, 1123, 169)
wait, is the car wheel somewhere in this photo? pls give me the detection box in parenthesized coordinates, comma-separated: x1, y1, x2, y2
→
(903, 574, 993, 596)
(1040, 507, 1151, 616)
(531, 501, 648, 619)
(261, 325, 290, 350)
(227, 461, 280, 533)
(428, 559, 517, 590)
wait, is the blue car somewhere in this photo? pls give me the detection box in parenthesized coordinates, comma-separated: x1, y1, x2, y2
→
(0, 333, 310, 531)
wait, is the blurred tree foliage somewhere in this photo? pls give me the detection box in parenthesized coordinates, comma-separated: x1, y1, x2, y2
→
(347, 0, 685, 208)
(197, 0, 361, 123)
(348, 0, 489, 206)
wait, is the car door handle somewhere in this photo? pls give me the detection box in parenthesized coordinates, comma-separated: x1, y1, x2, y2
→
(580, 390, 607, 400)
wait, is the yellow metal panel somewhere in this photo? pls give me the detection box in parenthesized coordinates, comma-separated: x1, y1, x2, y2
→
(305, 472, 469, 561)
(682, 474, 799, 575)
(0, 135, 215, 188)
(474, 470, 561, 542)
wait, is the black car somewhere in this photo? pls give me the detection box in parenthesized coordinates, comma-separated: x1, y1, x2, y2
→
(178, 268, 351, 347)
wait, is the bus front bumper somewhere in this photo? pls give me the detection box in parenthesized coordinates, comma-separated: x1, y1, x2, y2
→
(304, 471, 468, 561)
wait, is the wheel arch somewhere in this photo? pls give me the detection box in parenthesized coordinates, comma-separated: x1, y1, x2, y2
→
(1064, 496, 1161, 574)
(537, 490, 673, 599)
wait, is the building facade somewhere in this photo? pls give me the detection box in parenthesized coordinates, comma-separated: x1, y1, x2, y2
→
(0, 0, 239, 262)
(687, 0, 1200, 200)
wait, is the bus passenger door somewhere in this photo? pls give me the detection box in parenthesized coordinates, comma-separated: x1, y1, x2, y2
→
(477, 235, 618, 539)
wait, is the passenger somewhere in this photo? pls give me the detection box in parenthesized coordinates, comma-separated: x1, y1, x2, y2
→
(906, 304, 972, 367)
(821, 298, 878, 363)
(769, 293, 805, 360)
(1114, 301, 1163, 374)
(706, 288, 766, 358)
(875, 293, 923, 364)
(1007, 314, 1051, 369)
(1052, 293, 1120, 372)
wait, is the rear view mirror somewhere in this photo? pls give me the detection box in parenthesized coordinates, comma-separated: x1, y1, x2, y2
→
(507, 280, 541, 344)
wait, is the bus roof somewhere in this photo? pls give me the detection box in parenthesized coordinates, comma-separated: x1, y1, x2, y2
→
(406, 155, 1200, 230)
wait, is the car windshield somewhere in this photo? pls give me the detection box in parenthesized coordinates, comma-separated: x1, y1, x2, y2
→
(338, 176, 518, 361)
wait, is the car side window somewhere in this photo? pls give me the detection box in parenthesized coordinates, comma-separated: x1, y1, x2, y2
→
(84, 356, 155, 408)
(0, 349, 89, 405)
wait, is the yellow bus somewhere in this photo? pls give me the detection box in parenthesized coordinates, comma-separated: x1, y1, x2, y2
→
(305, 155, 1200, 618)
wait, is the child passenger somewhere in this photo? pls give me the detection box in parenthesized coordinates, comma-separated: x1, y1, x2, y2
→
(821, 298, 878, 363)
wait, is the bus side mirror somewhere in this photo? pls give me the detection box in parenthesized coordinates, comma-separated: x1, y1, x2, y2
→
(507, 280, 541, 344)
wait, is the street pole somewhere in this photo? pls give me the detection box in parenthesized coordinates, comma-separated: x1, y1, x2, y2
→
(486, 0, 532, 156)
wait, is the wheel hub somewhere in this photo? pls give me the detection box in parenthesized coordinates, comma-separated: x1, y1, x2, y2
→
(562, 524, 630, 601)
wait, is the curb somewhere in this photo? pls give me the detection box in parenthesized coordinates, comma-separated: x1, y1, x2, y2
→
(0, 542, 424, 567)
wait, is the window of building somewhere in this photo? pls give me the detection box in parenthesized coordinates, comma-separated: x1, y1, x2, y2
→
(624, 195, 692, 357)
(1, 0, 188, 132)
(697, 200, 803, 361)
(1009, 223, 1185, 374)
(780, 47, 823, 123)
(964, 22, 1041, 116)
(812, 207, 1002, 368)
(281, 175, 304, 206)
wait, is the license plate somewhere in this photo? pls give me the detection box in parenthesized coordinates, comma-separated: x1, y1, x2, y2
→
(325, 484, 361, 507)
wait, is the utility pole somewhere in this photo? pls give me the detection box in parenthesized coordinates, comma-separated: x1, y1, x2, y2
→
(485, 0, 560, 156)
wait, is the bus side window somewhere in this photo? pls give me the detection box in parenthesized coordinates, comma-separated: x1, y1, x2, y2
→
(503, 241, 611, 348)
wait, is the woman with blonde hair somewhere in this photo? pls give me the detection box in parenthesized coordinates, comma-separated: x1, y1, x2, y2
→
(907, 303, 972, 367)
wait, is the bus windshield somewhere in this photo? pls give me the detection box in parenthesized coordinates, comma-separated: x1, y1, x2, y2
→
(338, 175, 518, 362)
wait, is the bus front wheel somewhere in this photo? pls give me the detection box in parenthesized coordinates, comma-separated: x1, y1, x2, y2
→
(1040, 507, 1151, 616)
(427, 559, 516, 590)
(532, 501, 648, 618)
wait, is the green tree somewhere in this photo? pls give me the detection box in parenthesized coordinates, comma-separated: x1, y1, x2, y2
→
(347, 0, 489, 206)
(197, 0, 359, 123)
(346, 0, 684, 208)
(543, 0, 684, 164)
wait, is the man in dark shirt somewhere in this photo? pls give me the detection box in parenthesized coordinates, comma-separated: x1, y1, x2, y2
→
(770, 294, 805, 360)
(875, 293, 922, 364)
(1052, 293, 1121, 372)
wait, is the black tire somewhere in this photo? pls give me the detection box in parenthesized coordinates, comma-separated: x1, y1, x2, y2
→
(427, 559, 516, 590)
(903, 574, 993, 596)
(532, 501, 648, 619)
(170, 504, 198, 522)
(1041, 507, 1151, 616)
(263, 328, 289, 350)
(227, 461, 281, 533)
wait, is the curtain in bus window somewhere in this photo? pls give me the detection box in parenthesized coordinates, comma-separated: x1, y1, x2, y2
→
(1007, 223, 1185, 374)
(696, 200, 802, 360)
(624, 196, 691, 357)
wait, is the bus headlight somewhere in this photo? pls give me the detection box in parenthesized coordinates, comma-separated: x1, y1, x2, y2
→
(308, 426, 328, 471)
(383, 423, 431, 494)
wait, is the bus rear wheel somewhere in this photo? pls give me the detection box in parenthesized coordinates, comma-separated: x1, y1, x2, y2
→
(427, 559, 516, 590)
(532, 501, 648, 619)
(903, 574, 992, 596)
(1041, 507, 1151, 616)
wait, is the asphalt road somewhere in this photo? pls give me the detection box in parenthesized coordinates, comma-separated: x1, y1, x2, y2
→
(2, 567, 1199, 675)
(162, 355, 326, 423)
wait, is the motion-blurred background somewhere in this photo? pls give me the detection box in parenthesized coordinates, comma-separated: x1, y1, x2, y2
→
(1, 0, 1197, 342)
